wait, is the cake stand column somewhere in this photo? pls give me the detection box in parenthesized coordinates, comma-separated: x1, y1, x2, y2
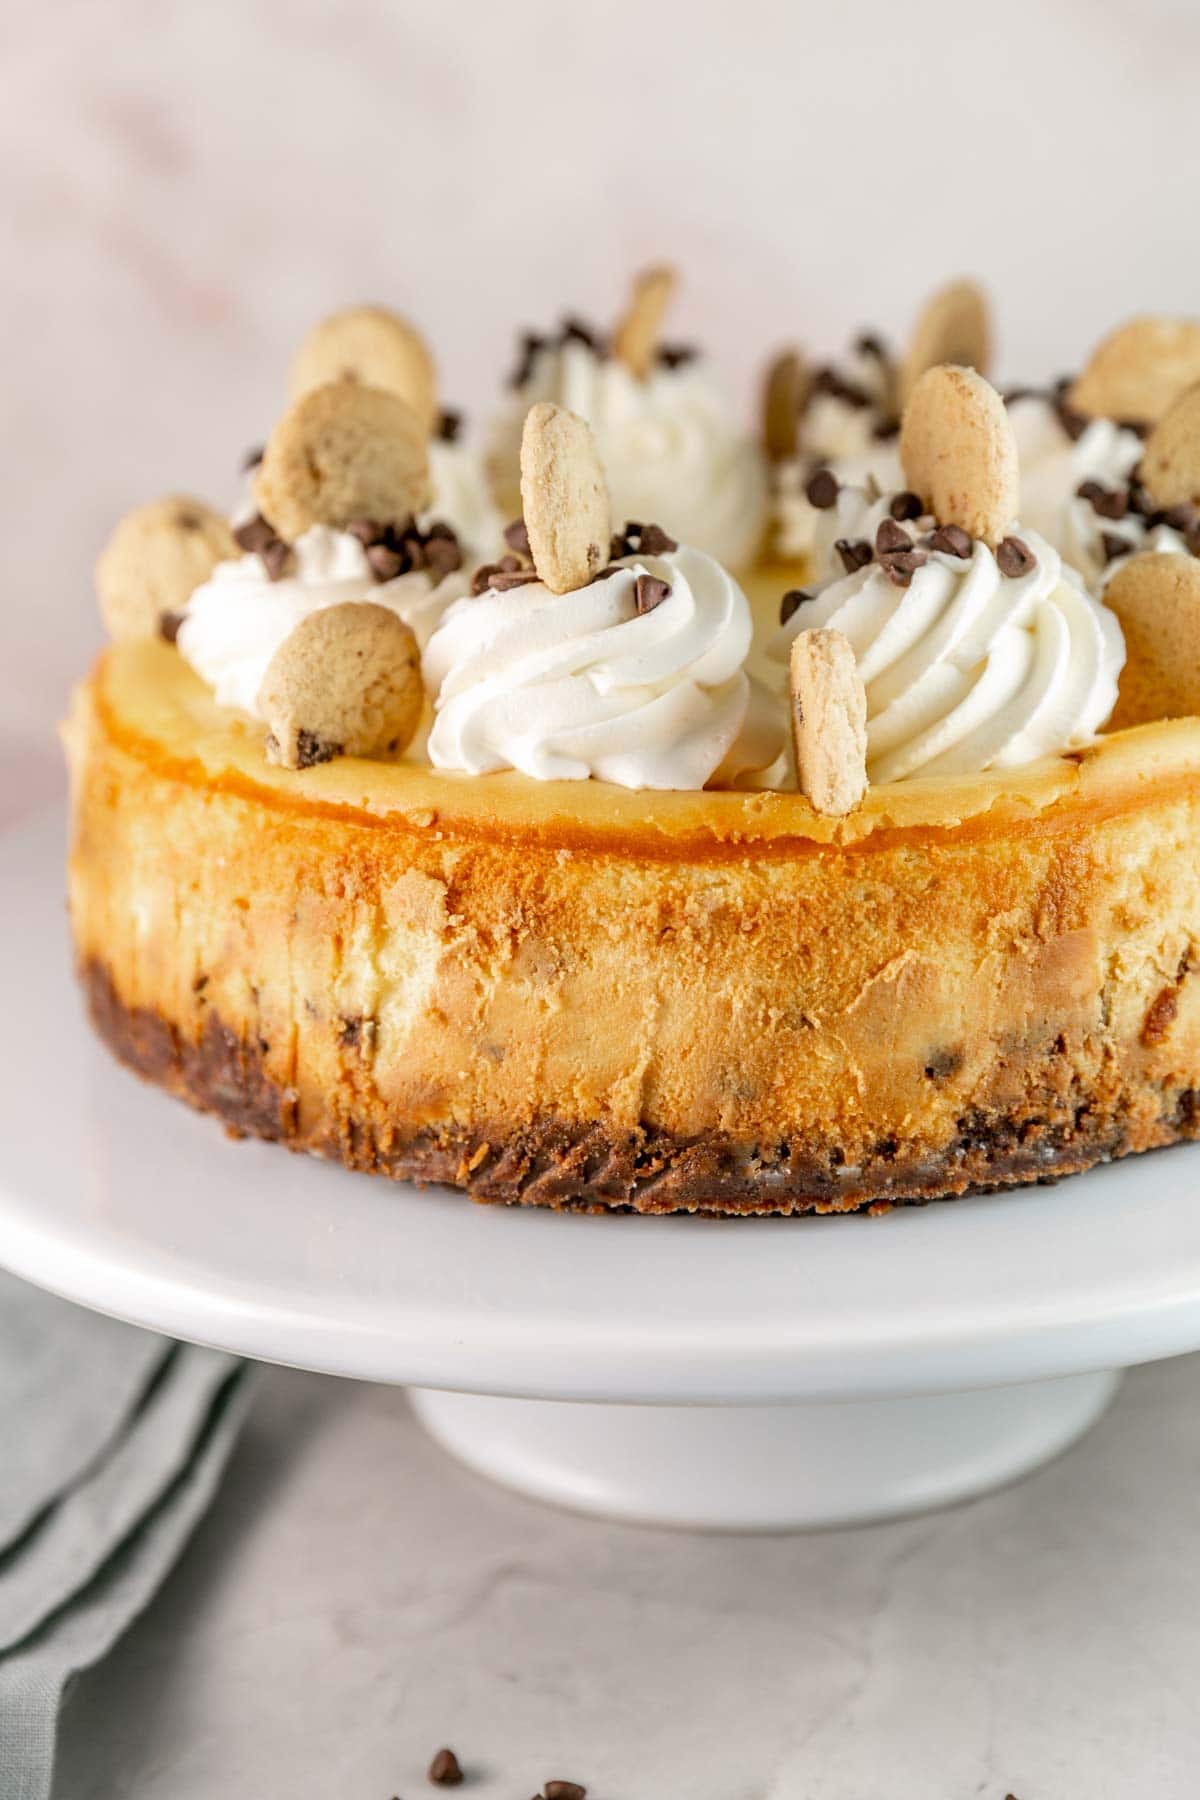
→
(409, 1371, 1120, 1531)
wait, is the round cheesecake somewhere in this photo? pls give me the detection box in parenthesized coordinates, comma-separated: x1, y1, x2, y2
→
(65, 640, 1200, 1214)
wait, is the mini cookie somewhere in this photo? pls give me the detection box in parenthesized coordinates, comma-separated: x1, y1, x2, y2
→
(519, 402, 611, 595)
(899, 365, 1018, 546)
(611, 265, 677, 380)
(1068, 317, 1200, 425)
(1137, 381, 1200, 509)
(762, 348, 811, 461)
(1104, 553, 1200, 730)
(95, 496, 237, 642)
(789, 627, 868, 817)
(287, 305, 439, 435)
(898, 279, 991, 409)
(257, 602, 423, 770)
(253, 382, 431, 543)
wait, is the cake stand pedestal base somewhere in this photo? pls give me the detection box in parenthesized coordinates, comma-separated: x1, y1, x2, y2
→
(410, 1370, 1120, 1531)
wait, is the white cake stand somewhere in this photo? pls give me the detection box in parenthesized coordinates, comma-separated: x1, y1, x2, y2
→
(4, 807, 1200, 1530)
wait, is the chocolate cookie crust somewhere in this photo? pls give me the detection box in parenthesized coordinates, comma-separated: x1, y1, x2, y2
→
(81, 959, 1199, 1217)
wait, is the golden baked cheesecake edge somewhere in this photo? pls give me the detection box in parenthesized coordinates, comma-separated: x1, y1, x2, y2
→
(64, 642, 1200, 1214)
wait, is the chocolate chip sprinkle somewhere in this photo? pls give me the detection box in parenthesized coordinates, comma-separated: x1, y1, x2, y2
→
(543, 1783, 587, 1800)
(996, 535, 1037, 578)
(436, 408, 462, 444)
(805, 467, 839, 510)
(240, 444, 265, 472)
(779, 588, 812, 626)
(504, 517, 532, 557)
(835, 537, 873, 574)
(233, 513, 278, 554)
(260, 538, 291, 582)
(1099, 530, 1133, 565)
(365, 542, 404, 582)
(428, 1747, 464, 1786)
(882, 548, 927, 587)
(928, 524, 973, 559)
(874, 517, 912, 557)
(634, 573, 671, 615)
(159, 610, 183, 644)
(889, 490, 924, 521)
(636, 522, 678, 555)
(1076, 480, 1128, 520)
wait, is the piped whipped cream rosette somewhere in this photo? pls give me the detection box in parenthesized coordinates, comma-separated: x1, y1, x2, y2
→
(485, 269, 768, 573)
(768, 280, 991, 564)
(425, 403, 783, 791)
(176, 379, 470, 768)
(775, 366, 1125, 808)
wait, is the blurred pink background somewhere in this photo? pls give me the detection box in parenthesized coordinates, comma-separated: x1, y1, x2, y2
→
(5, 0, 1198, 814)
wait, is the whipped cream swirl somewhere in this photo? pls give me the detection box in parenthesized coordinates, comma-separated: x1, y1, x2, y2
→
(771, 514, 1124, 783)
(1008, 395, 1144, 586)
(772, 337, 901, 561)
(178, 525, 469, 716)
(424, 543, 783, 789)
(425, 433, 505, 566)
(487, 339, 767, 572)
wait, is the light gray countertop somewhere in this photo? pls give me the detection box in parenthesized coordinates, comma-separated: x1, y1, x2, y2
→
(51, 1354, 1200, 1799)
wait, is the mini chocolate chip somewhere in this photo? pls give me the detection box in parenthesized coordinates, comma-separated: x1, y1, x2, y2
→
(424, 536, 462, 579)
(345, 517, 382, 546)
(657, 342, 697, 369)
(544, 1783, 587, 1800)
(1186, 521, 1200, 557)
(623, 521, 643, 538)
(1093, 488, 1129, 521)
(366, 543, 405, 582)
(805, 468, 839, 510)
(929, 524, 973, 559)
(1099, 531, 1132, 565)
(509, 330, 547, 388)
(261, 538, 290, 582)
(855, 331, 888, 361)
(428, 1747, 463, 1786)
(835, 538, 873, 574)
(233, 513, 278, 554)
(159, 610, 183, 644)
(996, 535, 1037, 578)
(609, 532, 630, 561)
(293, 729, 339, 769)
(1054, 399, 1089, 443)
(636, 523, 678, 555)
(779, 588, 812, 625)
(436, 408, 462, 443)
(875, 518, 912, 556)
(504, 518, 532, 557)
(240, 444, 265, 472)
(883, 549, 927, 586)
(400, 534, 428, 572)
(1076, 479, 1106, 506)
(487, 569, 541, 591)
(561, 314, 601, 351)
(1164, 503, 1198, 532)
(471, 562, 501, 595)
(889, 490, 923, 521)
(634, 573, 671, 614)
(872, 417, 900, 441)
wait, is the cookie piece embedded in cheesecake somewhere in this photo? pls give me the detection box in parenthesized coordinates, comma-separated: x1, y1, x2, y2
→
(788, 626, 868, 816)
(1068, 317, 1200, 427)
(286, 304, 439, 436)
(611, 264, 678, 380)
(253, 381, 431, 543)
(897, 278, 992, 410)
(899, 364, 1019, 547)
(1137, 381, 1200, 510)
(1106, 552, 1200, 729)
(257, 600, 423, 769)
(519, 402, 612, 594)
(95, 497, 237, 643)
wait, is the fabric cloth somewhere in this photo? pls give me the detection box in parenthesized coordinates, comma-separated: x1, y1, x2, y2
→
(0, 1273, 250, 1800)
